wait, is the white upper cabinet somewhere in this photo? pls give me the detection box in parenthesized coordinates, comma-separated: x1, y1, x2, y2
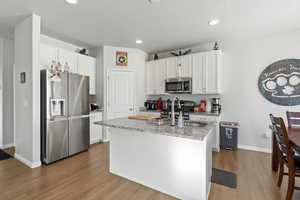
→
(57, 48, 78, 73)
(192, 51, 221, 94)
(146, 59, 166, 95)
(192, 53, 206, 94)
(166, 57, 178, 78)
(77, 54, 96, 95)
(178, 55, 192, 77)
(40, 44, 58, 69)
(166, 55, 192, 79)
(40, 43, 97, 95)
(205, 52, 220, 94)
(154, 59, 167, 94)
(146, 61, 156, 95)
(146, 50, 221, 95)
(77, 54, 95, 76)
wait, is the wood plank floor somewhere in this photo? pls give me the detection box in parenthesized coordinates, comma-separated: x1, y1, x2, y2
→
(0, 143, 299, 200)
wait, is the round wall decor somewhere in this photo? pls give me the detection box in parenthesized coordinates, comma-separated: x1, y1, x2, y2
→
(258, 59, 300, 106)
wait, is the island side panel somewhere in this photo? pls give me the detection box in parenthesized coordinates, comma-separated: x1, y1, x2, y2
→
(109, 127, 212, 200)
(205, 125, 215, 199)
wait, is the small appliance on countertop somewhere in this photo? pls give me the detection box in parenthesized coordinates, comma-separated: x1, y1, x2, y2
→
(143, 98, 222, 116)
(211, 98, 221, 114)
(144, 100, 158, 110)
(199, 100, 207, 112)
(144, 99, 196, 113)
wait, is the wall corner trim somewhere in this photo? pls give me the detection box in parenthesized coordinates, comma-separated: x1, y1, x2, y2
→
(238, 144, 271, 153)
(14, 153, 41, 168)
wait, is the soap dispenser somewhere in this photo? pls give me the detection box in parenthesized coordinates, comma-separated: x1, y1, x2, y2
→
(177, 110, 184, 128)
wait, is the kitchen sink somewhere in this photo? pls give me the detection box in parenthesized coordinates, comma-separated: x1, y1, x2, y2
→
(148, 118, 207, 128)
(184, 121, 207, 127)
(148, 118, 171, 126)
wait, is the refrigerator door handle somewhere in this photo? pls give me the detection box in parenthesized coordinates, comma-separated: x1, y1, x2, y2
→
(69, 115, 90, 120)
(49, 117, 69, 122)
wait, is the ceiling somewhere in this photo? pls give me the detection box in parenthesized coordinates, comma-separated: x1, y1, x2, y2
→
(0, 0, 300, 53)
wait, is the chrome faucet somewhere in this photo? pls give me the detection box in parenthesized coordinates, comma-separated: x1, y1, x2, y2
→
(171, 96, 181, 126)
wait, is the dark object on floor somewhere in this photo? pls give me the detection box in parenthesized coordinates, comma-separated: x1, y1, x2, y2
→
(154, 53, 159, 60)
(212, 168, 237, 188)
(0, 149, 12, 161)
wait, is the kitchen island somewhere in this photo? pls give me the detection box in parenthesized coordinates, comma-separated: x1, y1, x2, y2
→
(95, 118, 216, 200)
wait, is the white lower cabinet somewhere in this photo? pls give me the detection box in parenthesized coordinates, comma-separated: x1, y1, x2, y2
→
(190, 114, 220, 152)
(90, 112, 103, 144)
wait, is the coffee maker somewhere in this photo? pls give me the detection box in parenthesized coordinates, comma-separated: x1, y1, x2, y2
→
(211, 98, 221, 114)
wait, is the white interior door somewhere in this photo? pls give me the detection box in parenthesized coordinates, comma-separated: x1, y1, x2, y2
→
(107, 70, 135, 119)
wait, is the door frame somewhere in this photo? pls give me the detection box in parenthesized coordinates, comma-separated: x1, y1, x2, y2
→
(106, 69, 136, 119)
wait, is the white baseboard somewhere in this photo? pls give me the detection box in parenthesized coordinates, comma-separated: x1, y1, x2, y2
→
(90, 139, 101, 145)
(238, 144, 271, 153)
(0, 143, 14, 149)
(207, 182, 212, 200)
(14, 153, 41, 168)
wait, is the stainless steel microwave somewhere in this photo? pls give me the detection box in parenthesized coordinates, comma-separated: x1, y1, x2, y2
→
(165, 77, 192, 94)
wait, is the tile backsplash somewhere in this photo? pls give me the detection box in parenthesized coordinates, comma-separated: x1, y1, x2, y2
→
(146, 94, 221, 105)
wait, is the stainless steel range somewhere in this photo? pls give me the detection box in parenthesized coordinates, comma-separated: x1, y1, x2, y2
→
(41, 69, 90, 164)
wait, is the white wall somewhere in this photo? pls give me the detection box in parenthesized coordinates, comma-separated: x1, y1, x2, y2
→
(14, 14, 41, 168)
(2, 38, 14, 147)
(0, 38, 14, 149)
(219, 31, 300, 152)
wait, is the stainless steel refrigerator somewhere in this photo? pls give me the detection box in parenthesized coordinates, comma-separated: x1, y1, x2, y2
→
(41, 69, 90, 164)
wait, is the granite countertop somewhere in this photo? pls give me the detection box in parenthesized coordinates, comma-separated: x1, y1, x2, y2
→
(95, 118, 215, 141)
(139, 109, 221, 117)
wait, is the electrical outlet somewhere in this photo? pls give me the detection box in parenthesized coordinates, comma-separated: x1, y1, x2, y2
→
(264, 131, 272, 139)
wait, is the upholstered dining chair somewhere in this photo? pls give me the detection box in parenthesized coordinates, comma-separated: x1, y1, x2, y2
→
(286, 111, 300, 128)
(270, 114, 300, 200)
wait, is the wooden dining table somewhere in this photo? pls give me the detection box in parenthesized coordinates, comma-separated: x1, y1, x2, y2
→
(272, 127, 300, 171)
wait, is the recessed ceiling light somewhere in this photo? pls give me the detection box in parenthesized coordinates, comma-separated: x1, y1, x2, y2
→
(136, 39, 143, 44)
(65, 0, 78, 5)
(208, 19, 220, 26)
